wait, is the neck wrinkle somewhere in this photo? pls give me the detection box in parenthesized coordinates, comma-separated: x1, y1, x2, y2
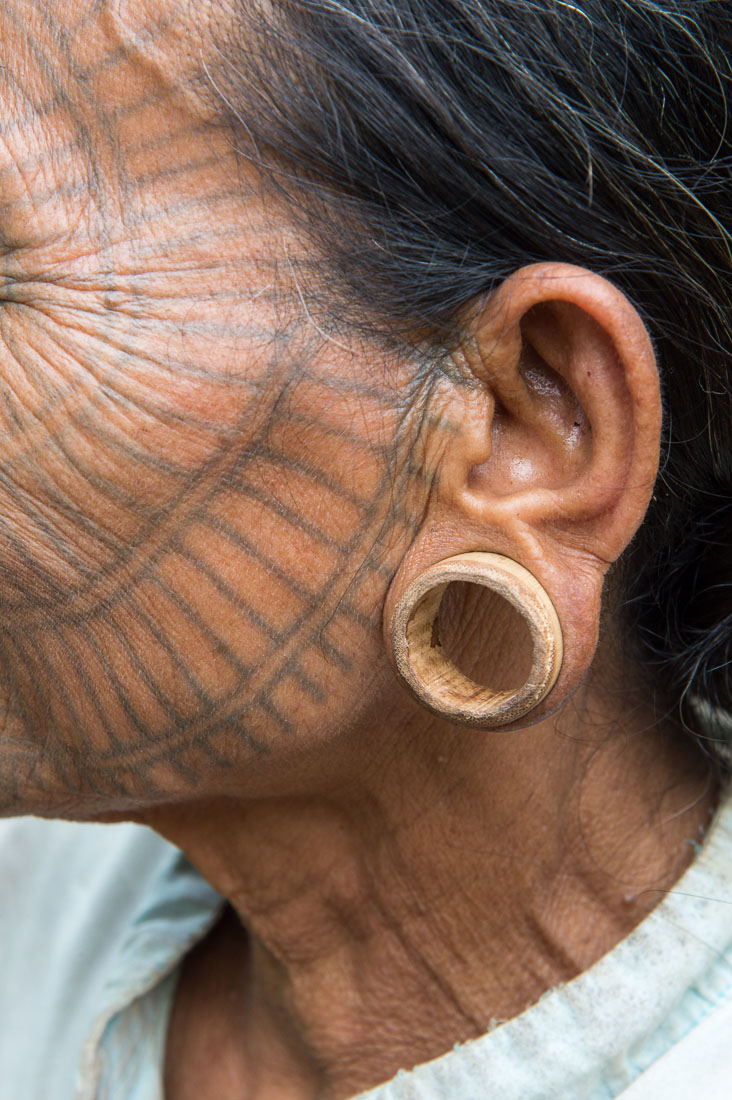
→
(149, 678, 716, 1100)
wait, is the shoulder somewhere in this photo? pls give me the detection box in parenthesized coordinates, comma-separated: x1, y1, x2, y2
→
(0, 817, 191, 1100)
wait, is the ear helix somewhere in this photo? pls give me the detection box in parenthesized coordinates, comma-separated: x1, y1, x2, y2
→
(389, 553, 563, 728)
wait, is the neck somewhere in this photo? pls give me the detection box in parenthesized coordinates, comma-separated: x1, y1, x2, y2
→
(146, 675, 716, 1100)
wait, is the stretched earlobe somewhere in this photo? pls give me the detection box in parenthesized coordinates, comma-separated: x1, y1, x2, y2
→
(388, 552, 563, 729)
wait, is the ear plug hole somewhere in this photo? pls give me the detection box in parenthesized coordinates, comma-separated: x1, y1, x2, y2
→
(437, 580, 533, 692)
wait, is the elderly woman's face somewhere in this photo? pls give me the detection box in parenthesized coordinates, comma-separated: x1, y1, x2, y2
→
(0, 0, 437, 814)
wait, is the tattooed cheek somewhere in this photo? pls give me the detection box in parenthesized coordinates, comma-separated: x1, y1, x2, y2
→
(0, 0, 445, 813)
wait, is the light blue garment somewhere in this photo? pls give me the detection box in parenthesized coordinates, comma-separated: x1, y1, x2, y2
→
(0, 818, 222, 1100)
(1, 798, 732, 1100)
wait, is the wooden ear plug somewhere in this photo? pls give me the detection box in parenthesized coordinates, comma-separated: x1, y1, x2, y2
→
(389, 553, 563, 728)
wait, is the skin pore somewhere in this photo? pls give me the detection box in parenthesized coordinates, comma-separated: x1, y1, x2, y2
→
(0, 2, 716, 1098)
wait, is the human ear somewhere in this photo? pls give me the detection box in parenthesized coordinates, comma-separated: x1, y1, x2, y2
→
(384, 263, 662, 724)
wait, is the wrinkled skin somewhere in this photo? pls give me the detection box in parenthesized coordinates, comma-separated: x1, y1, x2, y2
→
(0, 0, 444, 815)
(1, 5, 718, 1098)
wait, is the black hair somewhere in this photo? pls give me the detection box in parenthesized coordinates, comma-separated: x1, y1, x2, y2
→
(217, 0, 732, 761)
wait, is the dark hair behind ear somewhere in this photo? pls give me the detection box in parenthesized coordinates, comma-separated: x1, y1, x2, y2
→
(217, 0, 732, 763)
